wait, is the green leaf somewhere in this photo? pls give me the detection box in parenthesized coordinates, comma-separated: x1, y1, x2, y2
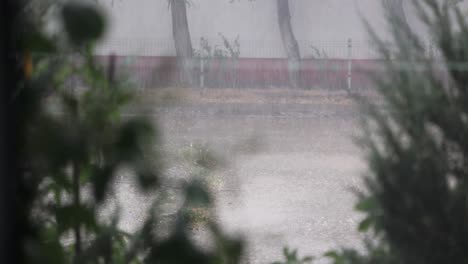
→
(324, 251, 340, 260)
(53, 65, 74, 87)
(358, 217, 374, 232)
(91, 165, 116, 203)
(282, 247, 289, 259)
(41, 237, 66, 264)
(55, 204, 96, 234)
(23, 30, 56, 53)
(185, 180, 212, 207)
(61, 1, 106, 45)
(135, 164, 159, 191)
(216, 236, 244, 264)
(355, 196, 377, 212)
(115, 119, 153, 162)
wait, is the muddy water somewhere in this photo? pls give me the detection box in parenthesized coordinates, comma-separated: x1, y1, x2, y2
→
(118, 102, 367, 263)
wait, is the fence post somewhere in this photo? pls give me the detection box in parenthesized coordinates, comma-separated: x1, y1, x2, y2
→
(347, 38, 353, 91)
(107, 53, 116, 85)
(429, 41, 434, 60)
(200, 58, 205, 88)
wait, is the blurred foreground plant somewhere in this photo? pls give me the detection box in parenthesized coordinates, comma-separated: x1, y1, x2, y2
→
(272, 247, 313, 264)
(21, 1, 243, 263)
(269, 0, 468, 263)
(324, 0, 468, 263)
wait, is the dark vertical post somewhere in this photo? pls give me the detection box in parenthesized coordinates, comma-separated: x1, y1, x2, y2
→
(107, 53, 117, 84)
(0, 2, 6, 262)
(347, 38, 352, 91)
(1, 0, 24, 264)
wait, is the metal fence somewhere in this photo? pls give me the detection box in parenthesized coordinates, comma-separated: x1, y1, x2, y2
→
(94, 38, 444, 90)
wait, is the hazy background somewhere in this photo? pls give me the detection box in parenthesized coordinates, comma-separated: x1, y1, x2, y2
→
(97, 0, 429, 58)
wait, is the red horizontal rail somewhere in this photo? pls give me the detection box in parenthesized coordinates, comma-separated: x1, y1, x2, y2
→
(94, 55, 389, 89)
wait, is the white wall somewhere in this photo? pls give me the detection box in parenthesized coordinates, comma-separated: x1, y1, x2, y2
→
(97, 0, 467, 59)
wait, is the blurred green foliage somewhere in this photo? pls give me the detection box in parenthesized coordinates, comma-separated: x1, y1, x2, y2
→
(272, 248, 313, 264)
(323, 0, 468, 263)
(21, 1, 244, 263)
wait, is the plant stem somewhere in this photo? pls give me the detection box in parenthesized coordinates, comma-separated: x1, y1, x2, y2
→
(72, 162, 81, 262)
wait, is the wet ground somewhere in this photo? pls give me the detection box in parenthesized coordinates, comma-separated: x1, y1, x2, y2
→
(117, 95, 368, 263)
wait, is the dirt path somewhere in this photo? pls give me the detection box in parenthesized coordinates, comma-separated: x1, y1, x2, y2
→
(158, 100, 366, 263)
(117, 91, 369, 263)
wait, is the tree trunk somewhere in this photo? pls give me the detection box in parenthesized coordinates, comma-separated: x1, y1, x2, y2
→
(170, 0, 194, 87)
(277, 0, 301, 88)
(383, 0, 410, 32)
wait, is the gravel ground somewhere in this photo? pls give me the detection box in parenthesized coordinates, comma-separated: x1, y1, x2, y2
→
(116, 98, 368, 263)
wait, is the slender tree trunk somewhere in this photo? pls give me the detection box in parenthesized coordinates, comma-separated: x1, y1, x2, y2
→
(170, 0, 194, 87)
(277, 0, 301, 88)
(382, 0, 414, 57)
(383, 0, 410, 32)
